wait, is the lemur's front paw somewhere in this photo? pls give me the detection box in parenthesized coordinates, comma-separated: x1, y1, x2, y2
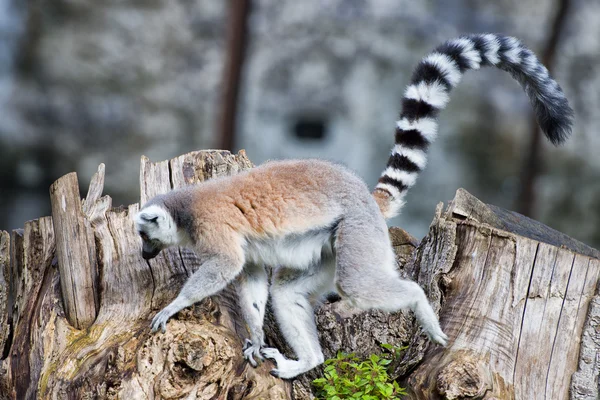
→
(428, 329, 449, 347)
(243, 339, 264, 367)
(151, 308, 172, 333)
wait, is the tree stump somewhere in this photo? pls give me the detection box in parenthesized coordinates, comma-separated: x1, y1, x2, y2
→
(0, 150, 289, 399)
(404, 189, 600, 400)
(0, 151, 598, 400)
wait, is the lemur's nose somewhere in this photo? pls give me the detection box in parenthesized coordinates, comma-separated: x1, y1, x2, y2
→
(142, 249, 160, 260)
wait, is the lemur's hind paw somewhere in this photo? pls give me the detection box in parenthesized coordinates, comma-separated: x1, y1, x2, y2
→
(243, 339, 264, 367)
(261, 347, 322, 379)
(260, 347, 286, 364)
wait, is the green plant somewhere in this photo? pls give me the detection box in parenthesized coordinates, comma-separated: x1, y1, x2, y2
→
(312, 344, 407, 400)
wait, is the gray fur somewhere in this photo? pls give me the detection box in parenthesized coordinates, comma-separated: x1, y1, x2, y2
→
(143, 188, 197, 241)
(236, 263, 269, 367)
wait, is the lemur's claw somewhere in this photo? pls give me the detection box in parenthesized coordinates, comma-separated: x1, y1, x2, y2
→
(150, 309, 171, 334)
(428, 330, 449, 347)
(243, 339, 264, 367)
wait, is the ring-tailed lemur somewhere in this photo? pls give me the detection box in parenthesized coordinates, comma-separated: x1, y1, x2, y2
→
(134, 33, 573, 379)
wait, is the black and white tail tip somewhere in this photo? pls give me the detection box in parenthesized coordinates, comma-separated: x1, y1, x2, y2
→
(375, 33, 574, 218)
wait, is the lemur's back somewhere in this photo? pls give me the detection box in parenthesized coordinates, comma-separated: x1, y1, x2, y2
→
(185, 159, 380, 239)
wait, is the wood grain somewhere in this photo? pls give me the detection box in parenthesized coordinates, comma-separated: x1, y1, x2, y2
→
(570, 263, 600, 400)
(0, 149, 291, 399)
(140, 156, 171, 206)
(49, 172, 99, 329)
(0, 230, 9, 358)
(449, 188, 600, 259)
(7, 217, 55, 399)
(407, 190, 600, 400)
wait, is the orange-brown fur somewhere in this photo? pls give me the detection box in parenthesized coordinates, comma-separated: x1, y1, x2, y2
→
(184, 160, 358, 246)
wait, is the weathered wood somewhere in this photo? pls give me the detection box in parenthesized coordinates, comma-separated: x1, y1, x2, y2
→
(405, 190, 600, 400)
(49, 172, 99, 329)
(0, 149, 291, 399)
(169, 149, 253, 186)
(8, 229, 23, 348)
(82, 163, 106, 217)
(6, 218, 55, 399)
(450, 188, 600, 259)
(0, 231, 9, 358)
(140, 156, 171, 205)
(570, 281, 600, 400)
(1, 153, 599, 400)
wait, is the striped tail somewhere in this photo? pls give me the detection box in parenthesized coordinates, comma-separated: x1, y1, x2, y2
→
(373, 33, 574, 219)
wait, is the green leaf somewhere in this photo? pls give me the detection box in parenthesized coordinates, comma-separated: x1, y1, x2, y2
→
(385, 384, 394, 396)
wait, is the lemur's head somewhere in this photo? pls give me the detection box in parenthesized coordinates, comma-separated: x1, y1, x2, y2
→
(134, 204, 180, 260)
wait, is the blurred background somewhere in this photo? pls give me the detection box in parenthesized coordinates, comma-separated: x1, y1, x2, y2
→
(1, 0, 599, 247)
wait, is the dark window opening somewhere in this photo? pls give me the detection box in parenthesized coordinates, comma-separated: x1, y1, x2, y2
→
(292, 117, 328, 140)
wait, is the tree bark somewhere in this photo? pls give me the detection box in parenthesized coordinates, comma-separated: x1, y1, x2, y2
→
(0, 150, 289, 399)
(404, 189, 599, 399)
(0, 151, 598, 400)
(49, 172, 99, 329)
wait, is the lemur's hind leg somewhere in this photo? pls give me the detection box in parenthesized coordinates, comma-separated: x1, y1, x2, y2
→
(262, 258, 335, 379)
(334, 216, 448, 346)
(235, 263, 269, 367)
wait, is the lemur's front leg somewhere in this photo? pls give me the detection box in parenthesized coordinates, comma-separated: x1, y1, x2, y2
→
(151, 253, 244, 333)
(235, 263, 269, 367)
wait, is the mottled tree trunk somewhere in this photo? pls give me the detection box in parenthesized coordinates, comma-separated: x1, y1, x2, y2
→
(403, 190, 599, 400)
(0, 151, 598, 400)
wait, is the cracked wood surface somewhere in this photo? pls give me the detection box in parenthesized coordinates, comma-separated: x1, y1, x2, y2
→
(407, 190, 600, 400)
(0, 231, 9, 359)
(49, 172, 99, 329)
